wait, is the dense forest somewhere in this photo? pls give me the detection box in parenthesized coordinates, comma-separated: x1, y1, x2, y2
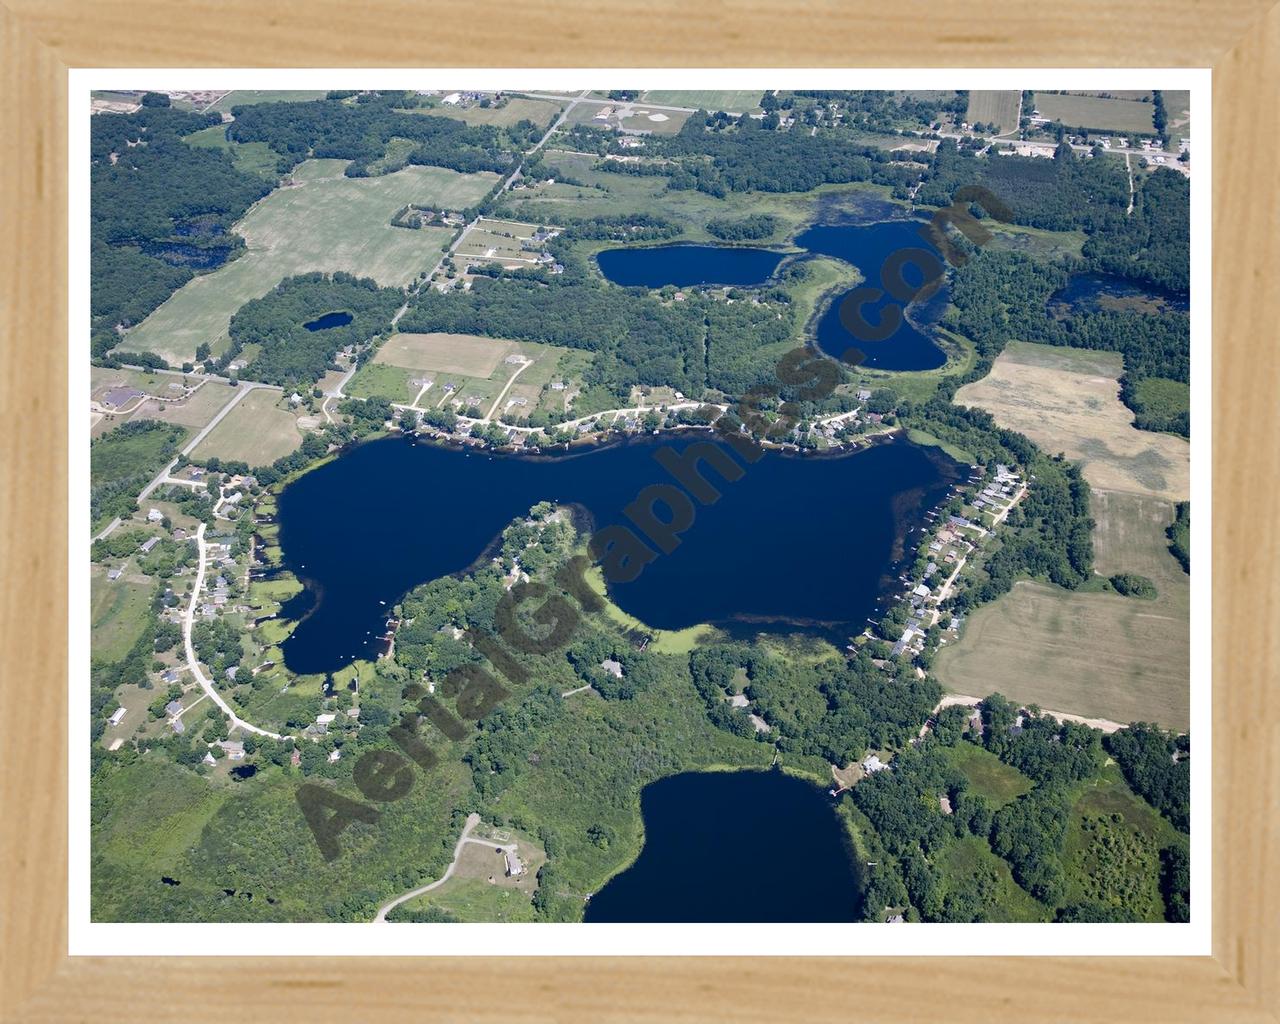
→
(641, 112, 919, 196)
(914, 140, 1131, 233)
(225, 93, 524, 177)
(224, 273, 402, 387)
(1082, 169, 1191, 294)
(90, 107, 273, 350)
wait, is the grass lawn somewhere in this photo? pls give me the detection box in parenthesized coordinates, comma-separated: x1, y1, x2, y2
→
(906, 428, 976, 465)
(1034, 93, 1156, 134)
(946, 742, 1034, 807)
(133, 380, 241, 433)
(120, 160, 497, 365)
(191, 389, 305, 466)
(965, 91, 1021, 134)
(91, 569, 154, 662)
(955, 341, 1189, 502)
(396, 832, 547, 922)
(640, 89, 764, 112)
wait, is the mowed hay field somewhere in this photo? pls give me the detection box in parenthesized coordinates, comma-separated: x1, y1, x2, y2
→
(1034, 92, 1156, 133)
(375, 332, 519, 378)
(965, 91, 1021, 133)
(640, 89, 764, 112)
(190, 388, 306, 466)
(120, 160, 498, 365)
(935, 488, 1190, 730)
(954, 341, 1189, 502)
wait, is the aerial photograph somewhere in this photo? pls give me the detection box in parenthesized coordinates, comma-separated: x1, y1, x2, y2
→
(87, 86, 1192, 926)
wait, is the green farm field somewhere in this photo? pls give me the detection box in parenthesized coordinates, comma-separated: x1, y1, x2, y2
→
(345, 362, 418, 404)
(508, 150, 856, 246)
(209, 90, 328, 112)
(190, 388, 305, 466)
(432, 96, 564, 129)
(1034, 92, 1156, 133)
(965, 91, 1021, 133)
(640, 89, 764, 112)
(120, 160, 497, 365)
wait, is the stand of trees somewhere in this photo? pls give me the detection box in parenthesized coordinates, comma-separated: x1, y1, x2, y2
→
(645, 111, 919, 196)
(1082, 169, 1190, 294)
(1104, 723, 1190, 831)
(224, 272, 401, 386)
(225, 93, 519, 177)
(915, 140, 1130, 233)
(705, 213, 779, 240)
(1167, 501, 1191, 572)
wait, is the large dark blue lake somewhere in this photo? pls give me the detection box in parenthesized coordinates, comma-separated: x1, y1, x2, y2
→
(584, 769, 863, 922)
(274, 434, 960, 674)
(595, 244, 788, 288)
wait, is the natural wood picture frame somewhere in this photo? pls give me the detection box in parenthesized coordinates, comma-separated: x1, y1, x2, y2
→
(2, 2, 1277, 1019)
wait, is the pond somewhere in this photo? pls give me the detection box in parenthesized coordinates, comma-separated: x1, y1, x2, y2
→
(595, 244, 788, 288)
(303, 310, 354, 332)
(1048, 272, 1189, 318)
(584, 769, 863, 922)
(274, 434, 961, 675)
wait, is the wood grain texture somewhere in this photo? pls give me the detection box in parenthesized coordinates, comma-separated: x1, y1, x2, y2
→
(1, 0, 1277, 1020)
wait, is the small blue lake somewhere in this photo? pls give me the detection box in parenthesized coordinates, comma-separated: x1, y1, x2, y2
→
(595, 244, 788, 288)
(303, 310, 354, 331)
(584, 769, 863, 922)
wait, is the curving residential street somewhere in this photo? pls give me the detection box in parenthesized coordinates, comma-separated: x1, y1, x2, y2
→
(183, 522, 283, 739)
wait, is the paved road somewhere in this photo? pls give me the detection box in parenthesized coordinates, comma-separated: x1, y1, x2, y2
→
(183, 523, 283, 739)
(140, 381, 277, 503)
